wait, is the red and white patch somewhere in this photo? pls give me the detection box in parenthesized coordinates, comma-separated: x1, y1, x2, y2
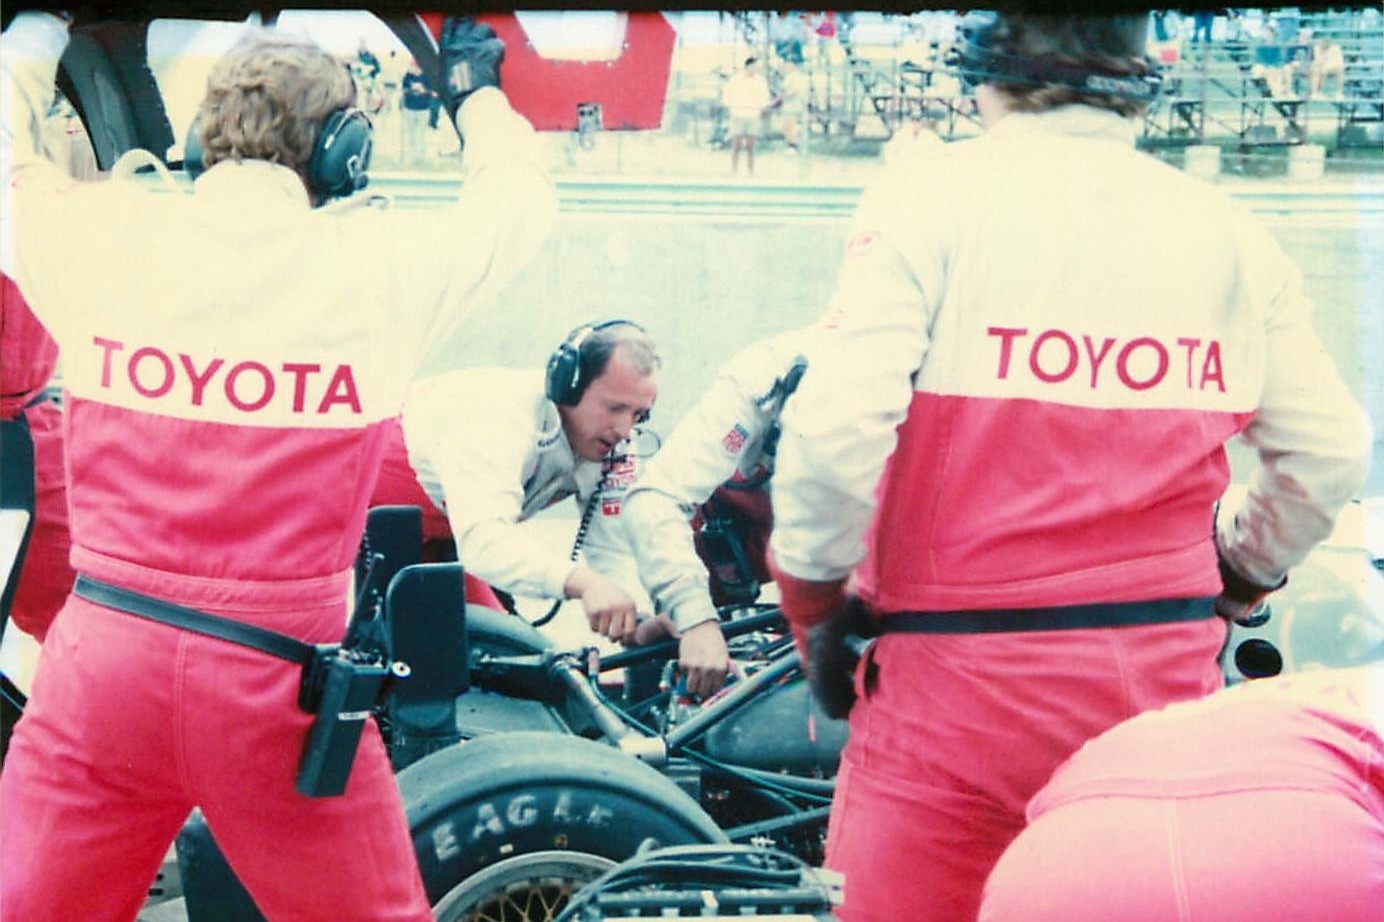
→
(722, 423, 749, 455)
(845, 231, 880, 258)
(602, 498, 622, 516)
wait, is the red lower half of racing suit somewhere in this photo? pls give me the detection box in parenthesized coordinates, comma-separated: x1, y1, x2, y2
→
(0, 554, 433, 922)
(823, 617, 1226, 922)
(978, 670, 1384, 922)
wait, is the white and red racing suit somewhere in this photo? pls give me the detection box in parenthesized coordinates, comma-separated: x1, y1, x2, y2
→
(981, 665, 1384, 921)
(622, 330, 809, 631)
(769, 104, 1372, 922)
(0, 14, 556, 920)
(1, 272, 72, 642)
(401, 367, 650, 614)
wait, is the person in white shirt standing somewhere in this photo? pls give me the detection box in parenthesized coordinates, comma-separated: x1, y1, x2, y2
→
(722, 56, 773, 175)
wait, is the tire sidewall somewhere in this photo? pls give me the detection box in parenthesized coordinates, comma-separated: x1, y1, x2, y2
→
(399, 733, 725, 905)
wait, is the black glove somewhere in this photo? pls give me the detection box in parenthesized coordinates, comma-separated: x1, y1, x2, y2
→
(438, 16, 505, 115)
(801, 596, 874, 721)
(1215, 549, 1286, 627)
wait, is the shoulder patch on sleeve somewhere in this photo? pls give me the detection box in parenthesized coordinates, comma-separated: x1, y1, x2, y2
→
(722, 423, 750, 455)
(846, 231, 880, 258)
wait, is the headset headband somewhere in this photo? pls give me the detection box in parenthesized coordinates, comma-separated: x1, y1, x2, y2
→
(947, 11, 1162, 103)
(546, 319, 648, 407)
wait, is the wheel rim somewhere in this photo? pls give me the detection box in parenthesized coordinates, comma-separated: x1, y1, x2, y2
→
(432, 850, 617, 922)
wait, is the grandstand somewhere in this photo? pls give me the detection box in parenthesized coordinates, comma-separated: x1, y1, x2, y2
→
(1142, 8, 1383, 152)
(666, 9, 1383, 158)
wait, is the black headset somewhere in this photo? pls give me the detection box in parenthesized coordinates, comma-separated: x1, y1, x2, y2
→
(945, 10, 1162, 103)
(545, 319, 647, 407)
(183, 107, 373, 201)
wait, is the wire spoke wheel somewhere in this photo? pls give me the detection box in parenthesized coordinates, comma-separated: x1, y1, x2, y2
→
(433, 851, 616, 922)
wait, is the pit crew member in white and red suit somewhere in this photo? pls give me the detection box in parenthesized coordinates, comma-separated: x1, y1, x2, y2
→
(402, 321, 659, 645)
(622, 329, 810, 696)
(0, 14, 554, 921)
(981, 663, 1384, 922)
(767, 12, 1372, 922)
(1, 272, 72, 644)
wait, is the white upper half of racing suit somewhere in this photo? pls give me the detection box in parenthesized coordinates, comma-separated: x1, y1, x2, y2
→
(622, 330, 809, 631)
(402, 367, 651, 609)
(770, 105, 1372, 612)
(0, 15, 558, 596)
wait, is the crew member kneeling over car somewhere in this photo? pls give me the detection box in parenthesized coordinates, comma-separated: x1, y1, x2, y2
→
(980, 663, 1384, 922)
(402, 320, 660, 646)
(622, 328, 811, 696)
(0, 14, 554, 920)
(767, 11, 1372, 922)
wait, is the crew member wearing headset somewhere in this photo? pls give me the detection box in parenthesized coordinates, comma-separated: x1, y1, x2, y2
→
(401, 321, 659, 645)
(0, 15, 554, 919)
(622, 328, 811, 696)
(981, 663, 1384, 922)
(767, 12, 1371, 922)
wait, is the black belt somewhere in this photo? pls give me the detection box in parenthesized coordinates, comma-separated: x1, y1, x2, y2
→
(73, 574, 317, 665)
(24, 390, 53, 410)
(877, 597, 1216, 635)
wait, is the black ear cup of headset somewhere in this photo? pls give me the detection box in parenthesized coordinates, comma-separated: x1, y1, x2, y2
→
(183, 121, 207, 180)
(182, 107, 372, 201)
(545, 319, 645, 406)
(305, 107, 373, 199)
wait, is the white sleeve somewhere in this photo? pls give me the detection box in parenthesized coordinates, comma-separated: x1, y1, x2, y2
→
(770, 184, 937, 582)
(403, 88, 558, 366)
(403, 376, 575, 599)
(623, 369, 768, 631)
(1, 13, 76, 283)
(1217, 223, 1373, 586)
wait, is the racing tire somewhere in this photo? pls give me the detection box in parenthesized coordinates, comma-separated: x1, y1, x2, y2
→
(398, 731, 727, 921)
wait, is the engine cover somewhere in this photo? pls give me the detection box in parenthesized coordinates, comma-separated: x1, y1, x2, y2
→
(700, 677, 848, 775)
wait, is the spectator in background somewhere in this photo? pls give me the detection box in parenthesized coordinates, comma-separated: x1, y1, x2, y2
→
(1309, 36, 1346, 97)
(353, 38, 384, 114)
(771, 11, 806, 66)
(779, 59, 811, 153)
(400, 57, 434, 167)
(1190, 10, 1215, 44)
(722, 56, 772, 176)
(379, 49, 404, 117)
(355, 37, 380, 81)
(1251, 36, 1291, 97)
(1223, 9, 1244, 42)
